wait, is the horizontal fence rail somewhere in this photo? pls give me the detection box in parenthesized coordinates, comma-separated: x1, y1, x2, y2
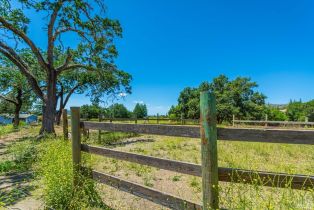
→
(81, 122, 314, 145)
(90, 169, 202, 210)
(82, 144, 314, 190)
(234, 120, 314, 126)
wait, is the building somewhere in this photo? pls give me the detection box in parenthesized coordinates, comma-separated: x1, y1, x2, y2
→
(0, 114, 38, 125)
(18, 114, 38, 124)
(0, 114, 13, 125)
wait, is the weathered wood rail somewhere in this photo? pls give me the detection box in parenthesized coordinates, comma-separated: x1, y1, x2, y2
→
(233, 119, 314, 126)
(82, 122, 314, 145)
(81, 144, 314, 190)
(70, 92, 314, 210)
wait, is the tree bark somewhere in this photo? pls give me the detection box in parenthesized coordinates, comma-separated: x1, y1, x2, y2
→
(13, 89, 23, 128)
(55, 84, 79, 125)
(40, 70, 57, 134)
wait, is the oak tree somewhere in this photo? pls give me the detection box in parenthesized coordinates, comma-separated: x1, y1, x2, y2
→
(0, 0, 128, 134)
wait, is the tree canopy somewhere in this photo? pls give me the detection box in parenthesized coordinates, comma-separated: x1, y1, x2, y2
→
(169, 75, 266, 123)
(133, 103, 148, 118)
(0, 0, 131, 134)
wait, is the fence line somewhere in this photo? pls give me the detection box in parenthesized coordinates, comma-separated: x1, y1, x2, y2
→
(233, 117, 314, 126)
(70, 92, 314, 210)
(81, 144, 314, 190)
(82, 122, 314, 145)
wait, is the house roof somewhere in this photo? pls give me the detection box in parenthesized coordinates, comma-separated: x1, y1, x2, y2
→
(19, 114, 35, 119)
(0, 114, 37, 119)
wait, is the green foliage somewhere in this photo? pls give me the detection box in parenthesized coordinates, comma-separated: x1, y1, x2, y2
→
(286, 99, 314, 122)
(132, 103, 148, 118)
(108, 103, 131, 118)
(4, 139, 37, 172)
(0, 100, 15, 114)
(80, 104, 104, 119)
(0, 60, 35, 118)
(36, 138, 107, 209)
(264, 106, 288, 121)
(0, 0, 132, 133)
(169, 75, 266, 123)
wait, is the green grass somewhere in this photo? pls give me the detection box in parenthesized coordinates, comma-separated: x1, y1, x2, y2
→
(0, 137, 37, 174)
(36, 137, 109, 209)
(0, 124, 18, 137)
(0, 128, 110, 209)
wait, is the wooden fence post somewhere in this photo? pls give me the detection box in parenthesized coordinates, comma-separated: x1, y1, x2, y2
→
(71, 107, 81, 186)
(232, 114, 235, 127)
(62, 109, 68, 140)
(157, 113, 159, 124)
(200, 91, 219, 210)
(265, 114, 268, 127)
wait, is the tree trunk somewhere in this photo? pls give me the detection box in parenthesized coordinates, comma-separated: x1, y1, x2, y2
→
(55, 108, 63, 125)
(55, 85, 78, 125)
(55, 88, 64, 126)
(40, 70, 57, 134)
(13, 89, 22, 128)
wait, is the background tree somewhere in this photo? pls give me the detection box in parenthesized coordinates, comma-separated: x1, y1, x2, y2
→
(0, 0, 130, 134)
(264, 106, 288, 121)
(286, 100, 305, 121)
(286, 99, 314, 122)
(80, 104, 104, 120)
(169, 75, 266, 123)
(108, 104, 131, 118)
(133, 103, 148, 118)
(0, 66, 34, 127)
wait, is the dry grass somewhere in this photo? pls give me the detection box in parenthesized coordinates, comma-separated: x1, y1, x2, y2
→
(84, 131, 314, 209)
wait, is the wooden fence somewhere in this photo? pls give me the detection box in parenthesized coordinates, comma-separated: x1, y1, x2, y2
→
(84, 116, 199, 125)
(233, 115, 314, 127)
(69, 92, 314, 210)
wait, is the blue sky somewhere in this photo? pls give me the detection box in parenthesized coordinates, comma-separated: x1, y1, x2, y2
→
(26, 1, 314, 114)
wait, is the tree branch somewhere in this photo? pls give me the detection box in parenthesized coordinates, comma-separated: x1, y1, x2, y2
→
(57, 63, 97, 74)
(0, 94, 18, 105)
(0, 43, 45, 101)
(63, 84, 79, 107)
(0, 16, 48, 71)
(55, 49, 72, 72)
(47, 1, 63, 67)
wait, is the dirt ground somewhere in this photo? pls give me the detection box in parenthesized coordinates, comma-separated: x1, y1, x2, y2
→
(0, 126, 48, 210)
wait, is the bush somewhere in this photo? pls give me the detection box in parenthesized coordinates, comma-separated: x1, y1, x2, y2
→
(36, 138, 108, 209)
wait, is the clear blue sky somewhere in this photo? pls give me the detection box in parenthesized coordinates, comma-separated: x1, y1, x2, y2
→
(29, 1, 314, 114)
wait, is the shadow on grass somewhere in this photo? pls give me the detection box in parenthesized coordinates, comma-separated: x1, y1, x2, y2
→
(0, 172, 36, 207)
